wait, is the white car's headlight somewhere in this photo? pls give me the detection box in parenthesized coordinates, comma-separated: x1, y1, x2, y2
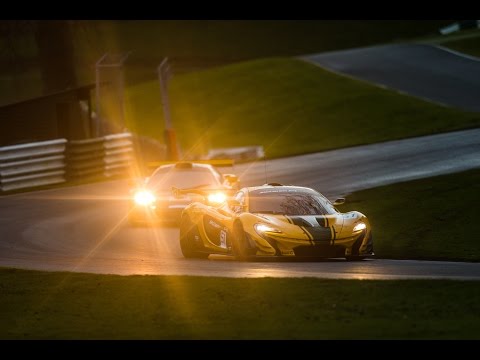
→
(254, 223, 282, 234)
(353, 222, 366, 232)
(207, 192, 227, 205)
(134, 190, 156, 206)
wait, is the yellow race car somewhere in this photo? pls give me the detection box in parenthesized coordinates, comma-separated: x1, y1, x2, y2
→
(178, 183, 374, 260)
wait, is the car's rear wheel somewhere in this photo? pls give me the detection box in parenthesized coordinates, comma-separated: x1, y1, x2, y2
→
(232, 222, 255, 261)
(179, 216, 209, 259)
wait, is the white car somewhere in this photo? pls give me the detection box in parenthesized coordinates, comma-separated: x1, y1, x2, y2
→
(128, 162, 239, 225)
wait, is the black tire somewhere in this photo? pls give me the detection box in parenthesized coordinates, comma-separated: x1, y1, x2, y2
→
(345, 231, 367, 261)
(179, 216, 209, 259)
(345, 256, 366, 261)
(232, 222, 255, 261)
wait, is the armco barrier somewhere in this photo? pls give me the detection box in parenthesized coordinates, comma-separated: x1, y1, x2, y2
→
(0, 133, 135, 193)
(0, 139, 67, 192)
(67, 133, 134, 181)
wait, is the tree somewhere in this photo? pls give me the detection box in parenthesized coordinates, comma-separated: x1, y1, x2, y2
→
(34, 20, 77, 93)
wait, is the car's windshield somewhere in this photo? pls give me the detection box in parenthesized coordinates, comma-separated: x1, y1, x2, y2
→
(147, 167, 222, 191)
(249, 188, 336, 215)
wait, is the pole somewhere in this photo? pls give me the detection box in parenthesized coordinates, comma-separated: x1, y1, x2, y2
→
(157, 58, 172, 129)
(95, 52, 130, 137)
(118, 52, 130, 132)
(95, 53, 108, 137)
(157, 58, 179, 161)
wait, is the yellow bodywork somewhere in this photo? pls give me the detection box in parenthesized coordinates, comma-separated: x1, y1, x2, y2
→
(181, 185, 373, 259)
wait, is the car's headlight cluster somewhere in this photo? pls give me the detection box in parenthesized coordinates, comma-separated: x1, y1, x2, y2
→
(353, 222, 366, 232)
(134, 190, 156, 206)
(254, 223, 282, 235)
(207, 192, 227, 205)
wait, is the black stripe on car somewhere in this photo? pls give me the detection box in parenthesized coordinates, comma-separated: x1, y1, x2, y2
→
(285, 216, 313, 244)
(303, 226, 332, 242)
(315, 216, 327, 227)
(288, 216, 332, 243)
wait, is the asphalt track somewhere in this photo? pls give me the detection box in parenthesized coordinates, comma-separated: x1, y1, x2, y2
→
(1, 129, 480, 280)
(303, 44, 480, 112)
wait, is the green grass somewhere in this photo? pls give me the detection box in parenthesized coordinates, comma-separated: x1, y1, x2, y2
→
(421, 28, 480, 58)
(124, 58, 480, 159)
(441, 32, 480, 58)
(419, 27, 480, 57)
(1, 267, 480, 339)
(336, 168, 480, 262)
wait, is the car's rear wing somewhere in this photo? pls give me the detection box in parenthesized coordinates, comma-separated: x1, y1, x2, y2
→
(148, 159, 235, 170)
(171, 186, 234, 198)
(172, 186, 233, 207)
(172, 186, 204, 198)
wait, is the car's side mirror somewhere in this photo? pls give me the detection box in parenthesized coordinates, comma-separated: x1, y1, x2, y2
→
(228, 199, 245, 212)
(228, 199, 241, 206)
(333, 198, 346, 206)
(224, 174, 238, 184)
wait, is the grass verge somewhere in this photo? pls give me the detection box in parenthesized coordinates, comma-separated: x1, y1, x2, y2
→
(336, 168, 480, 261)
(425, 28, 480, 58)
(1, 267, 480, 339)
(124, 58, 480, 159)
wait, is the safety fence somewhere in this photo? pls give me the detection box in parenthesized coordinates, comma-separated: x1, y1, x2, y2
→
(0, 139, 67, 192)
(0, 133, 134, 193)
(67, 133, 134, 181)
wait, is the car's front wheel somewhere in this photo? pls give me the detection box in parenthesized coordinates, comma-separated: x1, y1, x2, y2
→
(345, 231, 370, 261)
(179, 216, 209, 259)
(232, 222, 255, 261)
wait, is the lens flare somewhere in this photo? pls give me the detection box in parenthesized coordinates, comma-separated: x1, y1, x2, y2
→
(207, 192, 227, 204)
(134, 190, 156, 206)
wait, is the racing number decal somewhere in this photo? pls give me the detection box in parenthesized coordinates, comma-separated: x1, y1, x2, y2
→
(220, 229, 227, 249)
(204, 215, 226, 247)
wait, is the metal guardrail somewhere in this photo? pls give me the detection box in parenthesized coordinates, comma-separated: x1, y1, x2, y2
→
(67, 132, 134, 181)
(0, 139, 67, 192)
(0, 133, 134, 193)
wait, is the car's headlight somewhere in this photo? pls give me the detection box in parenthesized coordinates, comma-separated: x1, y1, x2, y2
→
(254, 223, 282, 235)
(207, 192, 227, 205)
(353, 222, 366, 232)
(134, 190, 156, 206)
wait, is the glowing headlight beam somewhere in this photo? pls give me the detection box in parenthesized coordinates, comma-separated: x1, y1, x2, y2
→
(134, 190, 156, 206)
(353, 222, 366, 232)
(207, 192, 227, 204)
(255, 223, 282, 234)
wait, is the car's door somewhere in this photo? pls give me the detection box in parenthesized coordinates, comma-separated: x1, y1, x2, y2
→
(201, 202, 235, 251)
